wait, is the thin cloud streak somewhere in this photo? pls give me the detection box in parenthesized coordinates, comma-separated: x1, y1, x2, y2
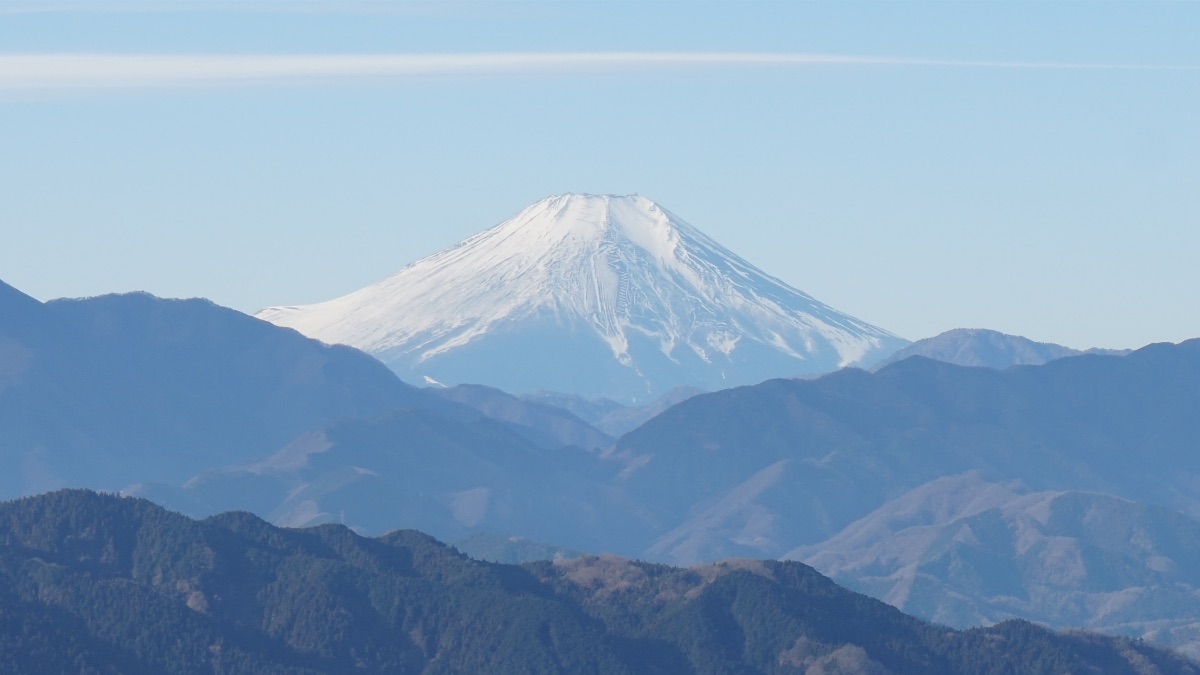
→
(2, 53, 1196, 91)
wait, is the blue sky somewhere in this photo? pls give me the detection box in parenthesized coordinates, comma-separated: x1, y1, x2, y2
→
(1, 1, 1197, 349)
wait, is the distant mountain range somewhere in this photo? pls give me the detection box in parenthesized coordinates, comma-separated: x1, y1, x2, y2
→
(6, 271, 1200, 657)
(519, 386, 705, 437)
(0, 279, 620, 501)
(614, 341, 1200, 561)
(873, 328, 1131, 370)
(108, 310, 1200, 654)
(0, 281, 422, 496)
(789, 472, 1200, 658)
(258, 194, 907, 403)
(431, 383, 614, 450)
(2, 489, 1193, 674)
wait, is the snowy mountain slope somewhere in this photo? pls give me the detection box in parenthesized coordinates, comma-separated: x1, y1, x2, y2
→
(259, 194, 906, 401)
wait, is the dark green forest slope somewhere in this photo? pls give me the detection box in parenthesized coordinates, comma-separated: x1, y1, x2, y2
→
(0, 491, 1194, 674)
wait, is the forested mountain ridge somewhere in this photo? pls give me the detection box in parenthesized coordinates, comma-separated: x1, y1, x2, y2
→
(0, 490, 1195, 674)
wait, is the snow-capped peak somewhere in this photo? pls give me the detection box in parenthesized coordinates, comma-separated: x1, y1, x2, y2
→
(258, 193, 906, 402)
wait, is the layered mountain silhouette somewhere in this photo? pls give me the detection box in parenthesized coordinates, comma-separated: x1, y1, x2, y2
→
(431, 383, 614, 450)
(2, 489, 1193, 674)
(612, 341, 1200, 561)
(0, 281, 440, 497)
(789, 472, 1200, 658)
(873, 328, 1131, 370)
(141, 404, 638, 553)
(258, 194, 907, 402)
(8, 273, 1200, 657)
(520, 386, 705, 437)
(0, 278, 625, 503)
(129, 325, 1200, 654)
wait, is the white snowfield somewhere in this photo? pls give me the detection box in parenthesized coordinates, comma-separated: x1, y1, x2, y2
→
(258, 194, 905, 400)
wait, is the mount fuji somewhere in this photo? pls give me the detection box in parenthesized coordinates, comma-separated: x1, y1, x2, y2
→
(258, 194, 906, 402)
